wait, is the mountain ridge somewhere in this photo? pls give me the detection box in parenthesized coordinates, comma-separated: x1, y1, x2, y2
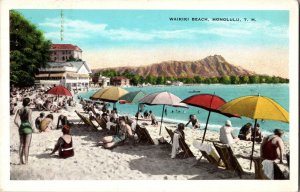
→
(92, 55, 256, 78)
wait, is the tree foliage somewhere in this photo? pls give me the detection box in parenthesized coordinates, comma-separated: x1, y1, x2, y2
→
(93, 68, 289, 85)
(10, 10, 52, 87)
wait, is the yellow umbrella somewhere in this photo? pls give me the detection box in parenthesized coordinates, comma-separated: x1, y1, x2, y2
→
(90, 86, 128, 108)
(219, 95, 289, 123)
(219, 95, 289, 169)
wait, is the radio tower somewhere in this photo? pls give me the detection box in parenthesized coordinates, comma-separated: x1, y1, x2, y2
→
(60, 10, 64, 41)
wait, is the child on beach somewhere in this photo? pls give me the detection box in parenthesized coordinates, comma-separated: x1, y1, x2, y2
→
(50, 123, 74, 159)
(251, 123, 263, 143)
(14, 97, 33, 165)
(219, 120, 239, 145)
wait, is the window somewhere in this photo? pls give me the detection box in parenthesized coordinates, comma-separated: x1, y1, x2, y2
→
(62, 56, 65, 61)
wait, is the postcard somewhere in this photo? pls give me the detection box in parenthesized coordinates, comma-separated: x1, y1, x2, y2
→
(0, 0, 298, 191)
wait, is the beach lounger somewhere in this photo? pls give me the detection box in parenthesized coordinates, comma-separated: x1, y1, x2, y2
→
(165, 127, 174, 143)
(135, 124, 155, 145)
(274, 162, 289, 180)
(165, 127, 194, 158)
(75, 110, 98, 131)
(213, 142, 245, 178)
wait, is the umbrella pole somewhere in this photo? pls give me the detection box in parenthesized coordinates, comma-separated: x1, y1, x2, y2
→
(159, 104, 165, 135)
(136, 104, 139, 124)
(201, 111, 211, 143)
(249, 119, 258, 170)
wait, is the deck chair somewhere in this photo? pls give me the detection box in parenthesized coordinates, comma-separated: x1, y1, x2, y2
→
(75, 110, 98, 131)
(165, 127, 194, 158)
(135, 124, 155, 145)
(165, 127, 174, 144)
(274, 162, 288, 180)
(94, 118, 109, 131)
(213, 142, 244, 178)
(252, 157, 269, 179)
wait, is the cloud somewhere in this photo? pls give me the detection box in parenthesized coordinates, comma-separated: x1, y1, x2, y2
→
(39, 17, 288, 43)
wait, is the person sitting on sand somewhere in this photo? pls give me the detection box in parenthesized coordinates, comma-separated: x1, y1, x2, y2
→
(219, 120, 239, 145)
(35, 112, 45, 131)
(14, 97, 33, 165)
(260, 129, 284, 163)
(149, 111, 158, 126)
(144, 110, 149, 119)
(56, 115, 70, 129)
(251, 123, 263, 143)
(10, 102, 18, 116)
(50, 123, 74, 159)
(171, 123, 185, 158)
(238, 123, 252, 141)
(185, 114, 200, 129)
(39, 114, 54, 132)
(98, 118, 134, 149)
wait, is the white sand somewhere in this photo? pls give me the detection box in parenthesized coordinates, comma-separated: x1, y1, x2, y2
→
(10, 100, 289, 180)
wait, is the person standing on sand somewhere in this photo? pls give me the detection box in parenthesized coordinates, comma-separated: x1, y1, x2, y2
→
(14, 97, 33, 165)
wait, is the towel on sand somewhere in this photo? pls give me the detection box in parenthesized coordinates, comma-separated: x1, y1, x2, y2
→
(262, 160, 274, 179)
(171, 133, 180, 158)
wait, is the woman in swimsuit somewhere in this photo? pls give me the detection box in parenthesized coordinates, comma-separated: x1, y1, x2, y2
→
(50, 119, 74, 159)
(260, 129, 285, 163)
(98, 118, 133, 149)
(14, 97, 33, 165)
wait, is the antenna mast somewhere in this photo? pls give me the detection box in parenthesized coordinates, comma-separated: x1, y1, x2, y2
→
(60, 10, 64, 41)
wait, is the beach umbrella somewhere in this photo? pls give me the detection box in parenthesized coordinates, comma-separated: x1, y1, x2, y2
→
(181, 93, 240, 143)
(90, 86, 128, 109)
(45, 85, 72, 96)
(219, 94, 289, 169)
(139, 91, 188, 135)
(119, 91, 147, 123)
(119, 91, 146, 104)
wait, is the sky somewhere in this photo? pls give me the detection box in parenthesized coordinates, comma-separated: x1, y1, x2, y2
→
(16, 9, 289, 77)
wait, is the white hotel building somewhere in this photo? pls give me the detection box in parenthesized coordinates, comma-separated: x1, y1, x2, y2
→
(35, 44, 92, 92)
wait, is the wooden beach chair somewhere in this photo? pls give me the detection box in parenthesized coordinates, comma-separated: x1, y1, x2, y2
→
(75, 110, 98, 131)
(165, 127, 194, 158)
(274, 162, 289, 180)
(165, 127, 174, 144)
(135, 124, 155, 145)
(213, 142, 245, 178)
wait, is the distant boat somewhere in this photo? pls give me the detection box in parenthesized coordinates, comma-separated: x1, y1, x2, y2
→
(189, 90, 201, 93)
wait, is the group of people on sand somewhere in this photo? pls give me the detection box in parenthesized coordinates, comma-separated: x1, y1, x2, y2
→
(218, 119, 285, 163)
(12, 87, 287, 167)
(14, 97, 74, 165)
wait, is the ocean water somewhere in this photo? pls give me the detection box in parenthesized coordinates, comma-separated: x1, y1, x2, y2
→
(79, 84, 289, 141)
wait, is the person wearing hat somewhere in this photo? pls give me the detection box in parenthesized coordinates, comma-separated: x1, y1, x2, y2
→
(251, 123, 263, 143)
(50, 121, 74, 159)
(219, 120, 239, 145)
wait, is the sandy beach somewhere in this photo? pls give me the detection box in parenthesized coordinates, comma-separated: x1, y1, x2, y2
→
(9, 95, 290, 180)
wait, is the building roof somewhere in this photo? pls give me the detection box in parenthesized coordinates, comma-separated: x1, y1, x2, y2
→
(50, 44, 82, 51)
(45, 61, 91, 73)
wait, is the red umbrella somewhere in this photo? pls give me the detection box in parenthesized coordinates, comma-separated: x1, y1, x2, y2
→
(45, 85, 72, 96)
(182, 93, 239, 143)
